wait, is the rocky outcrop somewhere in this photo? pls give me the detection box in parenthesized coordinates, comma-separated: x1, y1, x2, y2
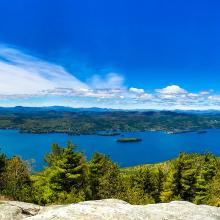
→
(0, 201, 42, 219)
(1, 199, 220, 220)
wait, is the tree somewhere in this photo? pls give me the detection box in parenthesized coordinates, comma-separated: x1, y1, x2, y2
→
(161, 153, 197, 202)
(207, 170, 220, 206)
(34, 142, 89, 204)
(195, 153, 219, 204)
(44, 143, 62, 165)
(2, 156, 32, 201)
(131, 168, 156, 200)
(0, 151, 6, 173)
(89, 152, 121, 199)
(161, 154, 184, 202)
(154, 168, 165, 202)
(0, 151, 6, 193)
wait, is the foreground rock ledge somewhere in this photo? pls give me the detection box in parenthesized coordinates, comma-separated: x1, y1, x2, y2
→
(1, 199, 220, 220)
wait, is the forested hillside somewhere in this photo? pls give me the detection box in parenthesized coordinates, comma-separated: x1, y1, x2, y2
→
(0, 143, 220, 206)
(1, 108, 220, 134)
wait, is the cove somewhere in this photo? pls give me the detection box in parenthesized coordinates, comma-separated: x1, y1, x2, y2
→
(0, 129, 220, 171)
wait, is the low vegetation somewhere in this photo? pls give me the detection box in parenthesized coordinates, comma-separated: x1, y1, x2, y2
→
(0, 143, 220, 206)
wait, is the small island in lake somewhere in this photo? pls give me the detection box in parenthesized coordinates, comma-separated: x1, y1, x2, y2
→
(116, 137, 142, 143)
(97, 132, 121, 136)
(197, 130, 207, 134)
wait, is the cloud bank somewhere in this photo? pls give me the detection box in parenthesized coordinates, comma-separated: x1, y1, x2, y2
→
(0, 44, 220, 110)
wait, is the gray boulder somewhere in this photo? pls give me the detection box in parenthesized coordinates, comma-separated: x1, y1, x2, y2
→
(0, 199, 220, 220)
(0, 201, 42, 220)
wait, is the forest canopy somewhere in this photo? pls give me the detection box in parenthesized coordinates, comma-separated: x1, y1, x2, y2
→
(0, 143, 220, 207)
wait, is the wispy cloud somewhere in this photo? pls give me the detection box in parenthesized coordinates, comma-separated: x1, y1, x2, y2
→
(0, 45, 88, 95)
(89, 73, 125, 89)
(0, 44, 220, 110)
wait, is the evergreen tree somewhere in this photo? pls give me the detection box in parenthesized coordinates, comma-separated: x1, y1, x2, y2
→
(44, 143, 62, 165)
(161, 153, 197, 202)
(207, 170, 220, 206)
(48, 142, 88, 192)
(161, 153, 184, 202)
(89, 152, 120, 199)
(195, 153, 219, 204)
(131, 168, 156, 202)
(0, 151, 6, 173)
(0, 151, 6, 193)
(34, 142, 89, 204)
(154, 168, 165, 202)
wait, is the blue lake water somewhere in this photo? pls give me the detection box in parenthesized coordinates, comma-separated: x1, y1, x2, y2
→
(0, 129, 220, 171)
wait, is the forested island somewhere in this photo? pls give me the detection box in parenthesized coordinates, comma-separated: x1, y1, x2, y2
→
(97, 132, 121, 136)
(0, 142, 220, 207)
(117, 137, 142, 142)
(0, 107, 220, 134)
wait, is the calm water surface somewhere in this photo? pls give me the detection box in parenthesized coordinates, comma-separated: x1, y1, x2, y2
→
(0, 129, 220, 171)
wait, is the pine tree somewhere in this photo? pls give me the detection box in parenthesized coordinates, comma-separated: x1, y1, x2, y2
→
(161, 153, 184, 202)
(50, 142, 88, 191)
(161, 153, 198, 202)
(131, 168, 156, 202)
(44, 143, 62, 165)
(154, 168, 164, 202)
(195, 153, 219, 204)
(37, 142, 89, 203)
(0, 151, 6, 192)
(89, 152, 120, 199)
(207, 170, 220, 206)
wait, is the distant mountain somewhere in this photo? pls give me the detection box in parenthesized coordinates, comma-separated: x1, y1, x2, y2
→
(173, 109, 220, 115)
(0, 106, 120, 113)
(0, 106, 220, 114)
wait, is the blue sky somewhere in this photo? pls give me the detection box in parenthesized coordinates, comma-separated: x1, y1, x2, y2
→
(0, 0, 220, 109)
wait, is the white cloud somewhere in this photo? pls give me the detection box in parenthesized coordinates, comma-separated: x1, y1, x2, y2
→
(208, 95, 220, 101)
(0, 45, 88, 95)
(200, 91, 210, 95)
(89, 72, 124, 89)
(188, 93, 199, 97)
(156, 85, 187, 94)
(1, 44, 220, 110)
(159, 94, 176, 99)
(129, 87, 145, 93)
(139, 93, 152, 100)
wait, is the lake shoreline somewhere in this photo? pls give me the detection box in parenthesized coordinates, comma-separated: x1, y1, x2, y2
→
(0, 127, 211, 136)
(0, 128, 219, 171)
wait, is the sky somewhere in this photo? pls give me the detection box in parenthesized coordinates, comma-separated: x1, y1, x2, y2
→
(0, 0, 220, 109)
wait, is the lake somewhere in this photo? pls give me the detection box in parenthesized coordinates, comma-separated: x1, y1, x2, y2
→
(0, 129, 220, 171)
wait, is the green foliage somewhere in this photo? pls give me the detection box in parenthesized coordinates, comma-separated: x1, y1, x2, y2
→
(0, 151, 6, 193)
(89, 152, 123, 200)
(131, 168, 156, 200)
(33, 142, 89, 205)
(161, 153, 196, 202)
(0, 151, 6, 174)
(1, 145, 220, 207)
(207, 170, 220, 206)
(194, 153, 219, 204)
(2, 109, 220, 134)
(0, 156, 32, 202)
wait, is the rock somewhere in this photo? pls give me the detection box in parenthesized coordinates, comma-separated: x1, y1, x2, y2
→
(0, 201, 42, 220)
(1, 199, 220, 220)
